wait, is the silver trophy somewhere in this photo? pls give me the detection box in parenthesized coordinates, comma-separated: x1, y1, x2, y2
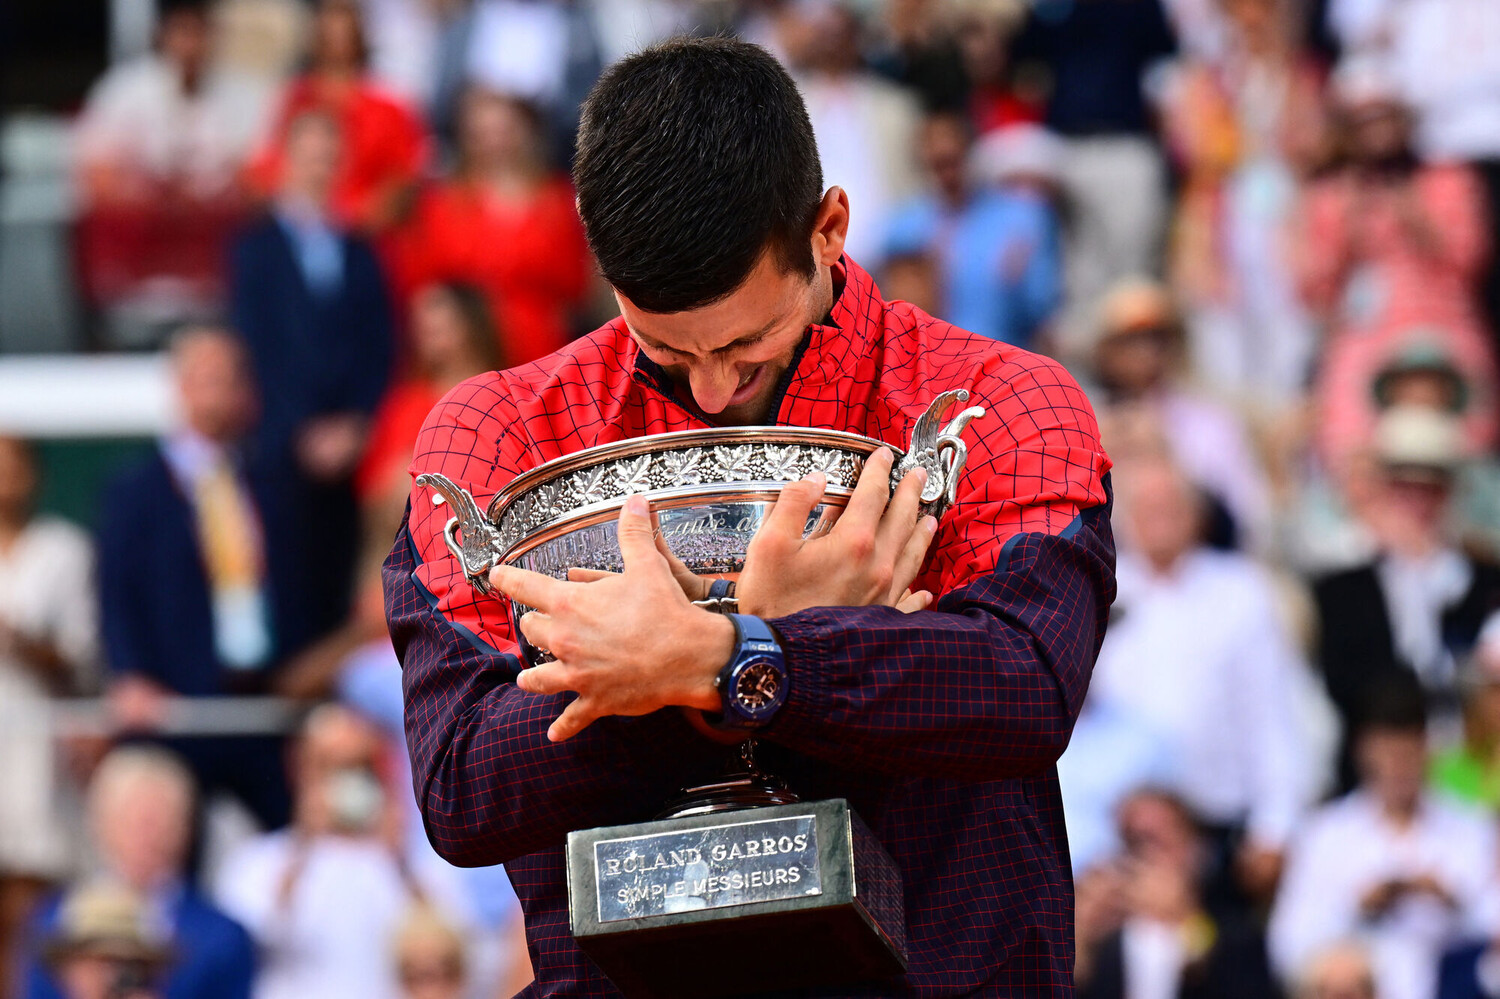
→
(417, 388, 984, 664)
(413, 389, 985, 998)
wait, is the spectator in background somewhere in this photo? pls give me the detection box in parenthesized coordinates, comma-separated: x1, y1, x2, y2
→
(98, 328, 310, 832)
(1089, 456, 1313, 905)
(72, 1, 273, 347)
(392, 906, 469, 999)
(955, 1, 1044, 134)
(248, 0, 427, 234)
(1319, 334, 1498, 479)
(214, 705, 473, 999)
(1160, 0, 1325, 402)
(1314, 406, 1500, 788)
(356, 282, 502, 529)
(1075, 789, 1281, 999)
(1057, 693, 1173, 877)
(779, 0, 922, 271)
(883, 112, 1061, 347)
(1301, 59, 1494, 469)
(398, 88, 590, 365)
(1269, 678, 1495, 999)
(1299, 945, 1382, 999)
(22, 747, 255, 999)
(34, 883, 171, 999)
(0, 437, 98, 992)
(1430, 614, 1500, 808)
(1381, 0, 1500, 340)
(1012, 0, 1177, 362)
(1090, 280, 1272, 550)
(232, 109, 394, 634)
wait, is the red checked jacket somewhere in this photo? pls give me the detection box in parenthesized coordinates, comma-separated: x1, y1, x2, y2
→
(385, 258, 1116, 997)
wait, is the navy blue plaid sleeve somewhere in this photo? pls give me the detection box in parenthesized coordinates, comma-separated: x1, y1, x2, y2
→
(385, 518, 725, 867)
(765, 490, 1114, 781)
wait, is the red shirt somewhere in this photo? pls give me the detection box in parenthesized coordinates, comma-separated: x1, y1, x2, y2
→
(388, 258, 1115, 995)
(397, 176, 591, 365)
(248, 76, 428, 230)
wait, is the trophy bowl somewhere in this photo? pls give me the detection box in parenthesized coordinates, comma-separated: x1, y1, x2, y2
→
(416, 389, 984, 667)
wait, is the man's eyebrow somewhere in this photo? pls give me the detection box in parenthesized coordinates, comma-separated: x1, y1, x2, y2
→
(631, 314, 784, 354)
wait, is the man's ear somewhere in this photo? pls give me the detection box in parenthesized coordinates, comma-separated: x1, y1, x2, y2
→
(810, 186, 850, 267)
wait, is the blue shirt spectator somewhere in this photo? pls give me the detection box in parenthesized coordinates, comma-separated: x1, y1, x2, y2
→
(885, 187, 1061, 347)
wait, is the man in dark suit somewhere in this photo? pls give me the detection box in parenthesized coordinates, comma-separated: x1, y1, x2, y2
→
(99, 327, 312, 829)
(1314, 407, 1500, 789)
(229, 108, 393, 634)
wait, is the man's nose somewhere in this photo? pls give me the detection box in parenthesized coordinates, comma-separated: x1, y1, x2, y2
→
(687, 362, 740, 414)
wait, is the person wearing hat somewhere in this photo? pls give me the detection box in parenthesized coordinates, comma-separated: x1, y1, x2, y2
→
(1317, 328, 1498, 474)
(1313, 405, 1500, 790)
(20, 746, 253, 999)
(41, 882, 172, 999)
(1091, 278, 1272, 551)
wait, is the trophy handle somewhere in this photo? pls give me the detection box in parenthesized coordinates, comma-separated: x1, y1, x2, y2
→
(895, 390, 987, 519)
(415, 472, 504, 595)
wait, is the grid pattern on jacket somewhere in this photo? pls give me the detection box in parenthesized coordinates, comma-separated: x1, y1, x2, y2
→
(385, 258, 1116, 997)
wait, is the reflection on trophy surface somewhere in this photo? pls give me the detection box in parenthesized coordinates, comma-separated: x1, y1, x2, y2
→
(415, 390, 984, 998)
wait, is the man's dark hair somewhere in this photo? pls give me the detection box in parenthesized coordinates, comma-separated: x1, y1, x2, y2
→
(1357, 673, 1429, 737)
(573, 36, 824, 314)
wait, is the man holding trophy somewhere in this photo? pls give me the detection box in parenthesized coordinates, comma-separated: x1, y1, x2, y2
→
(386, 37, 1115, 998)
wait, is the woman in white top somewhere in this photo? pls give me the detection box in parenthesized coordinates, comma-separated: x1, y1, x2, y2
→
(0, 436, 99, 987)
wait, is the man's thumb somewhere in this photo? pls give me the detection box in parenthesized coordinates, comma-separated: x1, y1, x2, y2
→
(617, 494, 665, 571)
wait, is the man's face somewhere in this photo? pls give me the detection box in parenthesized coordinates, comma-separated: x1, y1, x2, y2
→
(176, 333, 256, 443)
(1357, 728, 1427, 812)
(617, 248, 831, 426)
(94, 779, 191, 891)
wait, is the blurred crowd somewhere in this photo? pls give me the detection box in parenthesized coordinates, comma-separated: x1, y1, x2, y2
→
(4, 0, 1500, 997)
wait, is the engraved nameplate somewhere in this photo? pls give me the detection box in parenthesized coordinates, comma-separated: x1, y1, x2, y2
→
(593, 814, 822, 923)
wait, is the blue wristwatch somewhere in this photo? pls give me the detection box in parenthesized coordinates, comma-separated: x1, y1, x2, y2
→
(712, 614, 788, 730)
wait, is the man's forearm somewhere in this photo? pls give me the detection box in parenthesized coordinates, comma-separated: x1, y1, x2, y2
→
(387, 524, 721, 866)
(763, 508, 1114, 781)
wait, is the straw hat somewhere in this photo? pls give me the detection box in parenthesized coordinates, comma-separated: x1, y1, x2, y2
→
(42, 883, 172, 970)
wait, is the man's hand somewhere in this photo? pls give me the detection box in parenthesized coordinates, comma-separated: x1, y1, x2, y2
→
(491, 494, 734, 742)
(735, 447, 938, 619)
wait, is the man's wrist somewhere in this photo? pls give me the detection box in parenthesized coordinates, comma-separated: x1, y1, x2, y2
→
(678, 610, 735, 712)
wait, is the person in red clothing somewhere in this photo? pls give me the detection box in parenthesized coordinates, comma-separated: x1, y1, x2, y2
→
(398, 88, 590, 365)
(388, 37, 1115, 998)
(356, 281, 501, 527)
(1301, 59, 1496, 472)
(247, 0, 427, 233)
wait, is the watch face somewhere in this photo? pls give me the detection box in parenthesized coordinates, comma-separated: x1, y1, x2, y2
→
(734, 660, 783, 712)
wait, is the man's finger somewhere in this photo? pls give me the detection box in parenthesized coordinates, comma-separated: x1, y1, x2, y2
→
(889, 515, 938, 603)
(548, 697, 602, 742)
(653, 526, 710, 600)
(875, 467, 927, 559)
(896, 589, 933, 614)
(756, 472, 827, 547)
(836, 447, 895, 536)
(617, 494, 669, 573)
(491, 565, 571, 610)
(515, 662, 576, 696)
(516, 610, 558, 653)
(567, 568, 617, 582)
